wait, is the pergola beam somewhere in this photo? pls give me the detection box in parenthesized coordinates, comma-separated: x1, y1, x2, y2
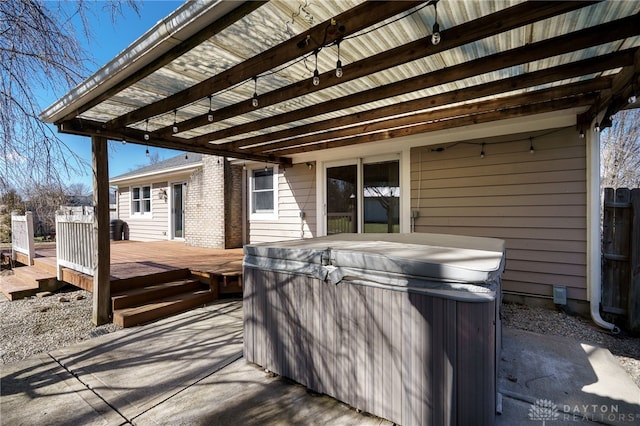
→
(267, 80, 608, 154)
(57, 1, 267, 124)
(103, 0, 424, 130)
(151, 0, 594, 138)
(235, 50, 632, 152)
(59, 119, 292, 166)
(191, 12, 640, 145)
(274, 94, 597, 156)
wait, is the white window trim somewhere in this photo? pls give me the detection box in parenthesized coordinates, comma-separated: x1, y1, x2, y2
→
(130, 185, 153, 218)
(249, 165, 278, 221)
(321, 154, 402, 236)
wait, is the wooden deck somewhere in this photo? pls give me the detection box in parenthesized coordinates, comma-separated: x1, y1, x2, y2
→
(32, 240, 243, 280)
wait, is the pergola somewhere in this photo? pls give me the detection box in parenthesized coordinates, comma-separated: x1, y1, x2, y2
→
(41, 0, 640, 324)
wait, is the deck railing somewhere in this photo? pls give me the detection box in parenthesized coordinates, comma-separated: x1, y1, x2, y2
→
(11, 211, 35, 265)
(56, 210, 95, 279)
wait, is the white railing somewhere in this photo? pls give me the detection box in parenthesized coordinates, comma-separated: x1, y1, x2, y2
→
(56, 211, 95, 279)
(11, 211, 35, 265)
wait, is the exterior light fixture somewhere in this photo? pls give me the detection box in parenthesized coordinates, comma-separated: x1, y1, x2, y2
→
(207, 95, 214, 122)
(144, 119, 150, 141)
(431, 1, 441, 45)
(252, 76, 259, 108)
(313, 50, 320, 86)
(172, 109, 178, 134)
(335, 41, 343, 78)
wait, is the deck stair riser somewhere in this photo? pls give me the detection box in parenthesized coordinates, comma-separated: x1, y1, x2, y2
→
(111, 278, 203, 310)
(111, 268, 191, 293)
(112, 290, 214, 328)
(12, 266, 63, 293)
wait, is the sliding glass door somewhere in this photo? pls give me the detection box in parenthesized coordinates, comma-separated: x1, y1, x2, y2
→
(326, 164, 357, 234)
(325, 158, 399, 235)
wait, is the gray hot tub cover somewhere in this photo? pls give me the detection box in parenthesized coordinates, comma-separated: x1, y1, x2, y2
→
(243, 233, 506, 301)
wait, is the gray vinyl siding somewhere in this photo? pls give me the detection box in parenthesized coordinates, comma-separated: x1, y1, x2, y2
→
(248, 162, 317, 244)
(410, 127, 587, 301)
(117, 182, 169, 241)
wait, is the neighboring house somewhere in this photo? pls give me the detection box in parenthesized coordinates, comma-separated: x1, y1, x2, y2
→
(40, 1, 640, 329)
(109, 153, 243, 249)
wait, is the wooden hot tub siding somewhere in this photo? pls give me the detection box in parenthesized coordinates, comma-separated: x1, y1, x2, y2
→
(243, 267, 499, 426)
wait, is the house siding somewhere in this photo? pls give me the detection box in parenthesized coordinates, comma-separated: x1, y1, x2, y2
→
(410, 127, 587, 301)
(248, 162, 317, 244)
(117, 182, 170, 241)
(185, 155, 225, 248)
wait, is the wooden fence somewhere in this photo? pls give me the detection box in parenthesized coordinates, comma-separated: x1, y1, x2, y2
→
(602, 188, 640, 333)
(11, 212, 35, 265)
(56, 211, 95, 279)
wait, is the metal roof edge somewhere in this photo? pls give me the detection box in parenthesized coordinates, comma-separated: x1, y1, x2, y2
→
(109, 160, 203, 185)
(40, 0, 243, 123)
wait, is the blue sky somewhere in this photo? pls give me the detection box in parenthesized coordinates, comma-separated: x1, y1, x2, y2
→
(48, 1, 184, 190)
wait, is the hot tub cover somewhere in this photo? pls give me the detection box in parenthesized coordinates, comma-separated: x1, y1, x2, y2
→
(243, 233, 506, 301)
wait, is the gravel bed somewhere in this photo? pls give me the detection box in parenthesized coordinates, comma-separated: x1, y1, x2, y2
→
(0, 285, 121, 365)
(502, 302, 640, 387)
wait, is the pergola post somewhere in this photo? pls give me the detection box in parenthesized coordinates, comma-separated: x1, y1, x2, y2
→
(92, 135, 111, 326)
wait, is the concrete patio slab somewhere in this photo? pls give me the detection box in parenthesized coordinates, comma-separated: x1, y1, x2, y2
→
(50, 301, 244, 422)
(497, 328, 640, 425)
(135, 359, 391, 425)
(3, 300, 639, 426)
(0, 353, 125, 425)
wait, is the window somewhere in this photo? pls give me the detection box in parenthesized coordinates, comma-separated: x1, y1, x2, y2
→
(251, 167, 277, 219)
(132, 185, 151, 215)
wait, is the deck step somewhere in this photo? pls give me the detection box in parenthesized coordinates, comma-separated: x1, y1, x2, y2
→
(111, 268, 191, 293)
(0, 274, 40, 301)
(112, 289, 214, 328)
(111, 278, 203, 310)
(11, 265, 64, 293)
(33, 256, 58, 275)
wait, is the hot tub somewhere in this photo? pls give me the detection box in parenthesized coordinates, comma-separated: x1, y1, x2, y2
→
(243, 233, 505, 426)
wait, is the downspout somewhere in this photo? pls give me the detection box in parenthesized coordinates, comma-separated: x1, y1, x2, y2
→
(587, 118, 620, 333)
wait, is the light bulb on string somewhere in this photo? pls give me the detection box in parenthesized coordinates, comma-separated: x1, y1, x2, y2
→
(172, 109, 178, 134)
(335, 41, 343, 78)
(207, 95, 214, 122)
(252, 76, 259, 108)
(529, 138, 535, 154)
(431, 1, 441, 45)
(594, 122, 600, 133)
(144, 119, 150, 141)
(312, 50, 320, 86)
(145, 146, 150, 157)
(480, 143, 485, 159)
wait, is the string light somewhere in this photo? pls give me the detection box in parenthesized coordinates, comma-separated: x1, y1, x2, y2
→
(146, 146, 150, 157)
(144, 119, 150, 141)
(172, 109, 178, 134)
(431, 0, 441, 45)
(335, 41, 343, 78)
(480, 142, 485, 158)
(252, 76, 259, 108)
(185, 152, 189, 160)
(312, 50, 320, 86)
(579, 129, 586, 139)
(242, 162, 247, 171)
(207, 95, 214, 122)
(264, 163, 268, 171)
(529, 137, 535, 154)
(594, 122, 600, 133)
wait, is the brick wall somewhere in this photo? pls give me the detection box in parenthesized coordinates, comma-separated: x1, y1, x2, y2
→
(185, 155, 225, 248)
(224, 162, 244, 248)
